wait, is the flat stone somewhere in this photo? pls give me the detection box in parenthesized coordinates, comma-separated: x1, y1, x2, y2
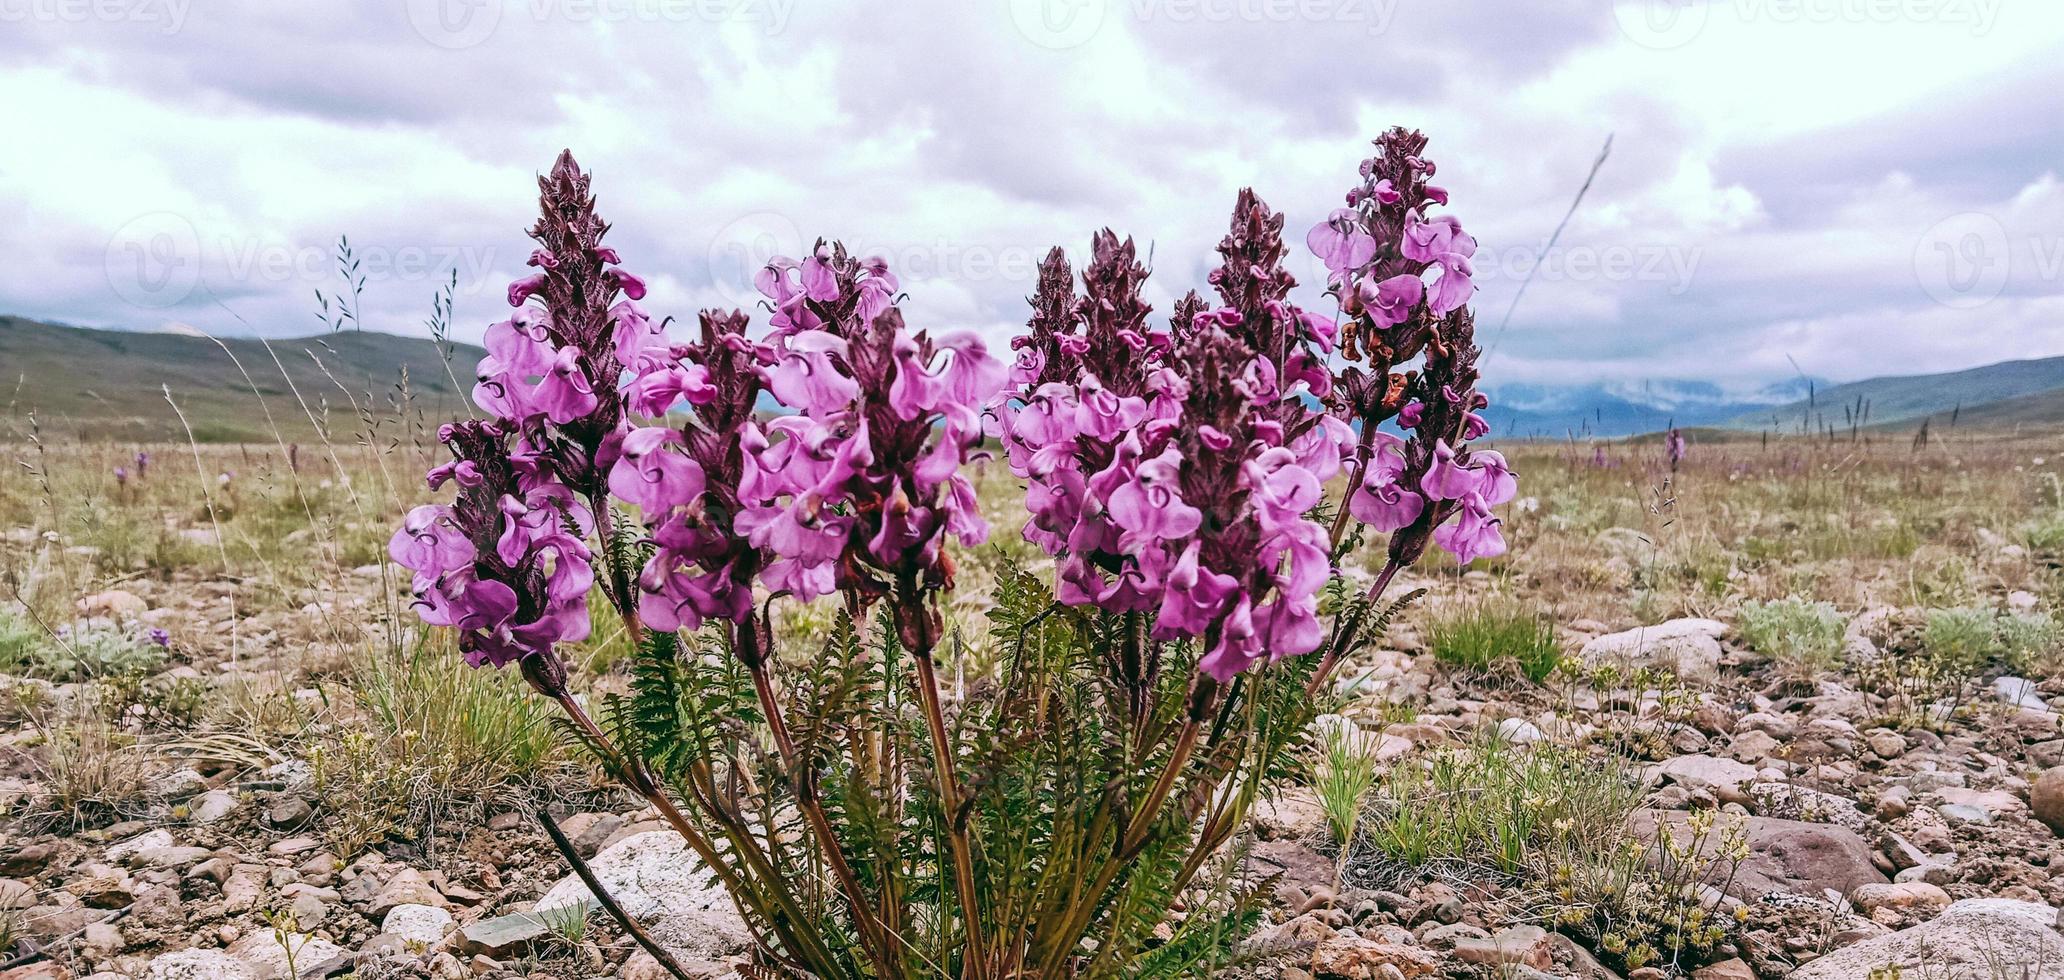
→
(1693, 960, 1755, 980)
(105, 830, 174, 863)
(457, 912, 551, 959)
(1787, 899, 2064, 980)
(1850, 882, 1952, 925)
(1995, 676, 2053, 712)
(265, 836, 320, 857)
(1579, 618, 1727, 681)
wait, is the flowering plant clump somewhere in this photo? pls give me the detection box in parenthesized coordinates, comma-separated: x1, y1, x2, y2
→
(393, 131, 1514, 978)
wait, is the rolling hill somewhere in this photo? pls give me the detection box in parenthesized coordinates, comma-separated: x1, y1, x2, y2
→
(1, 316, 483, 442)
(4, 316, 2063, 443)
(1725, 354, 2064, 433)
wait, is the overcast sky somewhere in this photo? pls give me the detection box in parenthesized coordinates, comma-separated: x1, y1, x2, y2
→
(3, 0, 2060, 389)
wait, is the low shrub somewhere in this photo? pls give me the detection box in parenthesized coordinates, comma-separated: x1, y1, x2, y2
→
(1737, 597, 1845, 677)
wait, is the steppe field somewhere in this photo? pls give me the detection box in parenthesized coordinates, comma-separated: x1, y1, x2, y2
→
(6, 419, 2063, 979)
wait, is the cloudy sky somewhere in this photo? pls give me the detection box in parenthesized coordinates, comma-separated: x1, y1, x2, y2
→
(3, 0, 2060, 391)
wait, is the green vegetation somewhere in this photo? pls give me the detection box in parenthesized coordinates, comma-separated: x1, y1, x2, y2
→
(1737, 597, 1845, 676)
(1427, 598, 1561, 681)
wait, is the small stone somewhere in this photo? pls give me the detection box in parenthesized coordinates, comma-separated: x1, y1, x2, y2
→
(266, 836, 320, 856)
(1656, 754, 1759, 805)
(1494, 717, 1546, 745)
(1309, 936, 1440, 979)
(382, 903, 456, 945)
(263, 796, 312, 831)
(368, 868, 447, 917)
(189, 789, 240, 824)
(1692, 962, 1754, 980)
(1866, 730, 1907, 759)
(1850, 881, 1952, 925)
(226, 929, 346, 980)
(1936, 803, 1992, 826)
(66, 874, 133, 909)
(0, 842, 57, 876)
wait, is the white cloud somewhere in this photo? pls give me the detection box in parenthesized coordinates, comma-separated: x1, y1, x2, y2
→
(0, 0, 2059, 392)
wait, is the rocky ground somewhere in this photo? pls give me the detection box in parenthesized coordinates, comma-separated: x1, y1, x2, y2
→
(4, 441, 2063, 979)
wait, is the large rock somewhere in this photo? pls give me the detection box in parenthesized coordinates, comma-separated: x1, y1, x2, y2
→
(1788, 899, 2064, 980)
(2033, 766, 2064, 834)
(1634, 811, 1886, 900)
(1579, 618, 1727, 681)
(535, 831, 750, 961)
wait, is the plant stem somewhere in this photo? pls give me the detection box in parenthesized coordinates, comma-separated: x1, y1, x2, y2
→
(913, 647, 986, 979)
(741, 624, 899, 978)
(537, 809, 694, 980)
(1120, 713, 1204, 856)
(1306, 560, 1401, 698)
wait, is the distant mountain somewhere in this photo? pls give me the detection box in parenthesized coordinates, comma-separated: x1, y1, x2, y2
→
(7, 315, 2062, 443)
(1483, 377, 1819, 439)
(1724, 355, 2064, 432)
(0, 316, 482, 442)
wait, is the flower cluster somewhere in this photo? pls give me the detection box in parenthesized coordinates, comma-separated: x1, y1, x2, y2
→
(608, 309, 774, 636)
(389, 419, 594, 668)
(1000, 201, 1350, 683)
(741, 245, 1004, 648)
(472, 150, 649, 499)
(1310, 128, 1513, 567)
